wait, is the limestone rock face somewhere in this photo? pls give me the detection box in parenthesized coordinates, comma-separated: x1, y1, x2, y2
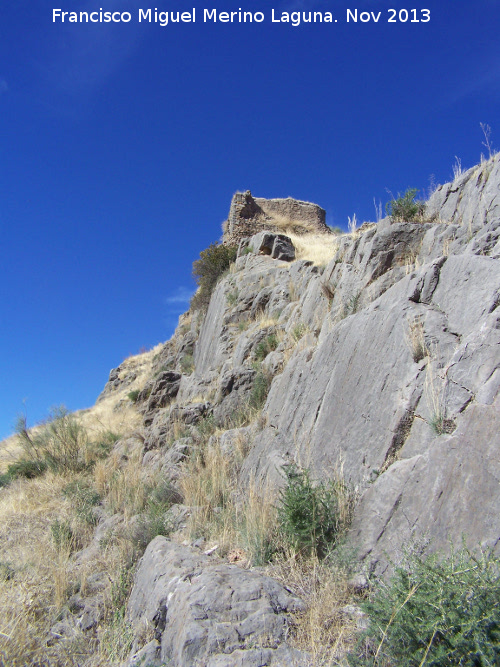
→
(106, 155, 500, 664)
(125, 537, 307, 667)
(223, 190, 328, 245)
(238, 231, 297, 262)
(426, 154, 500, 234)
(187, 156, 499, 573)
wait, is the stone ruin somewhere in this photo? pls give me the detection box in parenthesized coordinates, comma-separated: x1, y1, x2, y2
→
(222, 190, 329, 245)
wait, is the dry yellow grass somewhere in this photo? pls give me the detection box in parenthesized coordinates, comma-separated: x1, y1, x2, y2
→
(0, 346, 162, 666)
(94, 446, 147, 518)
(405, 316, 429, 363)
(0, 455, 148, 665)
(269, 553, 361, 663)
(0, 473, 85, 665)
(179, 438, 238, 550)
(287, 231, 340, 266)
(0, 434, 22, 474)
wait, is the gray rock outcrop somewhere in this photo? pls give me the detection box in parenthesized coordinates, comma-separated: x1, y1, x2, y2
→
(98, 153, 500, 664)
(125, 537, 306, 667)
(166, 154, 500, 573)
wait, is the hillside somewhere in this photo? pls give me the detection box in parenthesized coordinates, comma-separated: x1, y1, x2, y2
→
(1, 154, 499, 667)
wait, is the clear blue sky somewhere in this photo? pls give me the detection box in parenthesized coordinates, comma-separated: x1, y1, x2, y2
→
(1, 0, 499, 438)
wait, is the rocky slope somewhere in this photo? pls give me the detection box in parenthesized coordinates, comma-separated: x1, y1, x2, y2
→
(4, 155, 493, 667)
(85, 154, 500, 666)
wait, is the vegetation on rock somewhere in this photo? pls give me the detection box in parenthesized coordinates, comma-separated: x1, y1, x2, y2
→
(386, 188, 427, 222)
(277, 464, 354, 558)
(190, 242, 237, 311)
(1, 158, 499, 666)
(350, 546, 500, 666)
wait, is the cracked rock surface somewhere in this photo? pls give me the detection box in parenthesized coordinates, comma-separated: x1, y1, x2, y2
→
(124, 538, 307, 667)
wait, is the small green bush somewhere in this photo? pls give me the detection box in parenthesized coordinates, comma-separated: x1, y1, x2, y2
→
(133, 481, 179, 552)
(180, 353, 195, 375)
(0, 472, 11, 488)
(15, 406, 88, 474)
(277, 464, 343, 558)
(226, 289, 239, 306)
(350, 546, 500, 666)
(0, 561, 15, 581)
(7, 458, 48, 480)
(249, 368, 272, 409)
(191, 243, 237, 311)
(0, 453, 49, 489)
(254, 334, 278, 361)
(346, 291, 361, 316)
(386, 188, 426, 223)
(88, 429, 120, 460)
(127, 389, 141, 403)
(291, 323, 308, 342)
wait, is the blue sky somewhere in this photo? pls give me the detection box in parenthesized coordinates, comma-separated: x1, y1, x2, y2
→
(1, 0, 499, 438)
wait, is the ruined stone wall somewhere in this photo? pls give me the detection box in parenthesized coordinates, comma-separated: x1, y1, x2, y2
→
(222, 190, 328, 245)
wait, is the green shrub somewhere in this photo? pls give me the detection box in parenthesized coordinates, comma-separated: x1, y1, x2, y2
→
(0, 472, 11, 488)
(7, 458, 48, 480)
(191, 243, 237, 311)
(349, 546, 500, 666)
(180, 353, 195, 375)
(277, 464, 344, 558)
(127, 389, 141, 403)
(254, 334, 278, 361)
(15, 406, 88, 473)
(249, 368, 272, 409)
(88, 429, 120, 460)
(133, 481, 179, 552)
(0, 561, 15, 581)
(328, 225, 343, 235)
(291, 323, 308, 342)
(0, 452, 49, 488)
(226, 288, 239, 306)
(346, 291, 362, 316)
(386, 188, 426, 223)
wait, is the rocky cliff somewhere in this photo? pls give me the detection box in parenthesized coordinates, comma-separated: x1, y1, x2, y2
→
(5, 156, 497, 667)
(86, 154, 500, 666)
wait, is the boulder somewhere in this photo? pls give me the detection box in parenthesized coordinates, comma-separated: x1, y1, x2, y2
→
(125, 538, 307, 667)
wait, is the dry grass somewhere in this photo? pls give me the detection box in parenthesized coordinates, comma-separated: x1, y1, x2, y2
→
(405, 316, 429, 363)
(179, 438, 239, 552)
(0, 456, 149, 666)
(94, 449, 145, 518)
(270, 553, 362, 664)
(400, 251, 422, 275)
(0, 413, 148, 665)
(252, 312, 280, 330)
(0, 434, 22, 474)
(287, 231, 341, 267)
(237, 480, 279, 566)
(424, 360, 450, 435)
(0, 473, 87, 665)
